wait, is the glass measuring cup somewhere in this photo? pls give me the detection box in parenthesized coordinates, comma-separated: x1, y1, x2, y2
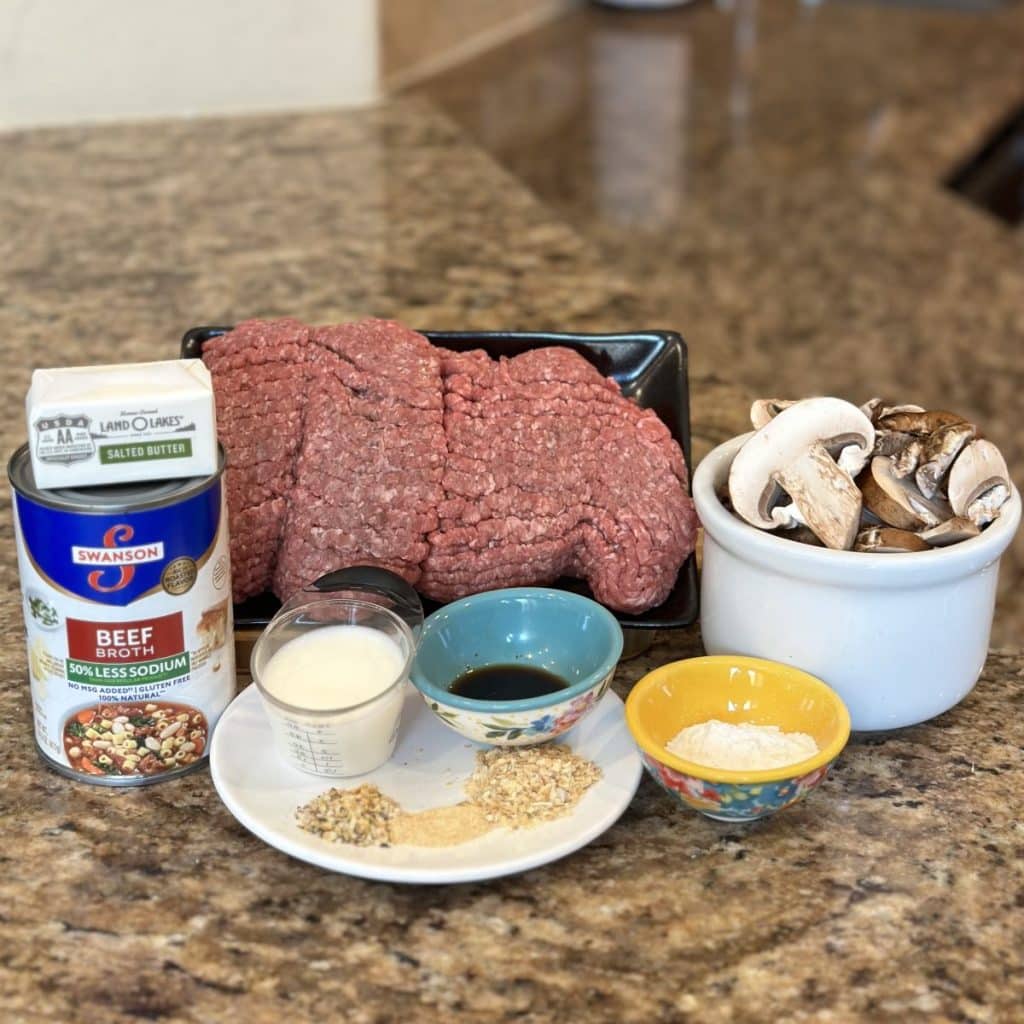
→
(251, 567, 423, 778)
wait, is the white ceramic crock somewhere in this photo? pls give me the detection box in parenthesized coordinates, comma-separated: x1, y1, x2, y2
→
(693, 434, 1021, 731)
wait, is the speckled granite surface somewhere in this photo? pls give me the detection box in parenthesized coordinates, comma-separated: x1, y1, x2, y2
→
(2, 631, 1023, 1022)
(417, 0, 1024, 644)
(1, 81, 1022, 1024)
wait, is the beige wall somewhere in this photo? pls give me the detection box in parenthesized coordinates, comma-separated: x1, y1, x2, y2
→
(0, 0, 379, 130)
(381, 0, 576, 88)
(0, 0, 577, 130)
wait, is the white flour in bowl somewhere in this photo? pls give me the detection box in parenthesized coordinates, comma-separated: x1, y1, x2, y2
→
(666, 719, 818, 771)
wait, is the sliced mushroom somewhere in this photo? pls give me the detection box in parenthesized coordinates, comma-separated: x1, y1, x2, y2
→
(774, 446, 864, 550)
(892, 437, 924, 479)
(729, 398, 874, 549)
(855, 527, 930, 553)
(947, 440, 1011, 526)
(860, 397, 884, 423)
(750, 398, 798, 430)
(859, 506, 884, 528)
(783, 524, 826, 547)
(874, 429, 916, 458)
(919, 517, 981, 547)
(914, 420, 976, 498)
(876, 409, 965, 435)
(880, 403, 924, 418)
(859, 456, 952, 530)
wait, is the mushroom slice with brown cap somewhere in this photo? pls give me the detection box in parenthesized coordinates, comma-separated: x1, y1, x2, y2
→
(914, 420, 976, 498)
(919, 517, 981, 547)
(874, 429, 916, 458)
(877, 409, 965, 435)
(860, 397, 885, 423)
(750, 398, 798, 430)
(947, 440, 1011, 527)
(855, 527, 930, 553)
(859, 456, 952, 530)
(729, 397, 875, 550)
(892, 437, 924, 479)
(879, 403, 925, 418)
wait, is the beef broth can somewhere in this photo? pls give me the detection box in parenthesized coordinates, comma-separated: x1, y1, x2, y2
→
(9, 444, 235, 785)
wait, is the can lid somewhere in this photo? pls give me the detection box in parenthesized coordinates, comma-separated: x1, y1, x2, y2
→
(7, 443, 224, 513)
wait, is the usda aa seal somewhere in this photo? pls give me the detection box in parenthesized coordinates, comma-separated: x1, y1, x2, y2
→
(34, 413, 95, 466)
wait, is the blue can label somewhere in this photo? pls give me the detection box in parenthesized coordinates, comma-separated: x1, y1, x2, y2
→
(15, 483, 221, 607)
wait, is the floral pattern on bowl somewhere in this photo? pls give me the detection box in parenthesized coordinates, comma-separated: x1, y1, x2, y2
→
(641, 752, 834, 822)
(426, 671, 613, 746)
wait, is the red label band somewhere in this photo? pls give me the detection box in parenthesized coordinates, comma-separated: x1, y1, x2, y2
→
(66, 612, 185, 663)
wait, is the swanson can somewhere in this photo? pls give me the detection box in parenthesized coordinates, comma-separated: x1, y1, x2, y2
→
(9, 444, 235, 785)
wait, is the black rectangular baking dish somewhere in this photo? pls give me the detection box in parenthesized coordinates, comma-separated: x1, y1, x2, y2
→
(181, 326, 698, 631)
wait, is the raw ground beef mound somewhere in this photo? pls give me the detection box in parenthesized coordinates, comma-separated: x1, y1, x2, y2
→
(202, 318, 311, 598)
(420, 346, 693, 613)
(205, 319, 696, 613)
(273, 321, 446, 599)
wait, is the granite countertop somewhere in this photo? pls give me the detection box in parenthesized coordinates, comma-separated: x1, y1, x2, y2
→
(1, 90, 1022, 1023)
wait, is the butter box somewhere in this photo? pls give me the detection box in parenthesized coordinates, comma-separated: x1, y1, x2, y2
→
(26, 360, 218, 489)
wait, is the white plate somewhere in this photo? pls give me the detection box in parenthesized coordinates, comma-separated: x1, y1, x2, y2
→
(210, 683, 641, 884)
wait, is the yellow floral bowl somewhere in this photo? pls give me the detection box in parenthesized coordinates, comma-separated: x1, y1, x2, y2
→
(625, 656, 850, 822)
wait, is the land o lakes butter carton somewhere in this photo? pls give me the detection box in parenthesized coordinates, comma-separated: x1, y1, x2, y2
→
(27, 360, 218, 489)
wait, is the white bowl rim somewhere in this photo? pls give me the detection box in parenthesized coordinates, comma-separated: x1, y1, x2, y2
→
(693, 433, 1021, 587)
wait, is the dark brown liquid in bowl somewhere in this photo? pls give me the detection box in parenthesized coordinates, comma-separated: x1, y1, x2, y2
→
(449, 664, 568, 701)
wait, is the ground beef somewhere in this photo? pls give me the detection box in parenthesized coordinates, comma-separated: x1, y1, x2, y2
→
(419, 346, 694, 613)
(271, 322, 446, 599)
(203, 319, 696, 612)
(204, 318, 312, 599)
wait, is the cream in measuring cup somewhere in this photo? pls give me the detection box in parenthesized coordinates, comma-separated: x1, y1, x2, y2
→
(251, 568, 422, 778)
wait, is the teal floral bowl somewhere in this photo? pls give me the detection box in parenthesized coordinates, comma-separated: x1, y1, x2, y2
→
(410, 588, 624, 745)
